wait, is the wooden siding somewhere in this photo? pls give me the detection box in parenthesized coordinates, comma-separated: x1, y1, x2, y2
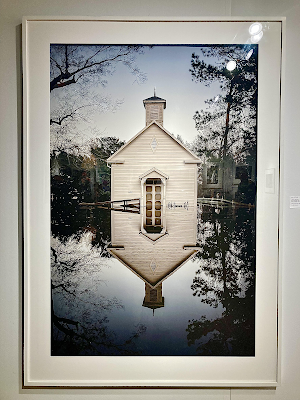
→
(110, 209, 198, 287)
(109, 123, 199, 285)
(145, 103, 164, 126)
(110, 124, 198, 207)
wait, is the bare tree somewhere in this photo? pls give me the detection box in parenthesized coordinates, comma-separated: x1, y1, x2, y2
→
(50, 45, 148, 156)
(50, 45, 147, 92)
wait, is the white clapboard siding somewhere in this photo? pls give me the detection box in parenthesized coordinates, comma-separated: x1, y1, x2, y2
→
(108, 121, 200, 285)
(110, 210, 198, 287)
(111, 195, 196, 286)
(110, 123, 198, 207)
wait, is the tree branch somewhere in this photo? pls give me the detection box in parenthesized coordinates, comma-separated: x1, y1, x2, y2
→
(50, 49, 133, 92)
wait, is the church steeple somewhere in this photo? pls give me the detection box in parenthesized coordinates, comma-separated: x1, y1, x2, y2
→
(143, 91, 166, 126)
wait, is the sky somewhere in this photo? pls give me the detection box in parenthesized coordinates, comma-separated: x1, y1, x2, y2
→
(51, 43, 258, 151)
(93, 45, 221, 143)
(50, 45, 224, 147)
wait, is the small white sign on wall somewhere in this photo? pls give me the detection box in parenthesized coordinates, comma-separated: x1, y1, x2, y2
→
(290, 196, 300, 208)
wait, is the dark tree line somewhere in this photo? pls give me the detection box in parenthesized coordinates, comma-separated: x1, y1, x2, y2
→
(51, 136, 125, 246)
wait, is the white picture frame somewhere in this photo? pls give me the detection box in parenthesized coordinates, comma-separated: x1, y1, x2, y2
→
(22, 16, 283, 388)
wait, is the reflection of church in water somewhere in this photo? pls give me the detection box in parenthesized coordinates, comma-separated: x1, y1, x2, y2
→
(107, 94, 200, 313)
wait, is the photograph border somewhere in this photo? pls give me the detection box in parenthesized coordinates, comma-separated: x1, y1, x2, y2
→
(22, 16, 283, 388)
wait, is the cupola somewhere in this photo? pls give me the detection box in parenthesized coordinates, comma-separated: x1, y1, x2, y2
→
(143, 89, 166, 126)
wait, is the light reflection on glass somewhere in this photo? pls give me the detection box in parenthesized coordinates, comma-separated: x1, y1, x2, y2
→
(245, 49, 253, 60)
(249, 22, 262, 36)
(251, 31, 264, 43)
(226, 60, 236, 71)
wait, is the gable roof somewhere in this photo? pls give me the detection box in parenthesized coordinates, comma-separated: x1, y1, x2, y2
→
(107, 120, 200, 163)
(139, 167, 169, 181)
(108, 246, 199, 288)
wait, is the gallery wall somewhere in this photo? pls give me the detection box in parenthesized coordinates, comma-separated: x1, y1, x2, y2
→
(1, 0, 300, 399)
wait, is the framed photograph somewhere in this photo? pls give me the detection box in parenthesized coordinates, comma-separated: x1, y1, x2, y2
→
(23, 17, 283, 388)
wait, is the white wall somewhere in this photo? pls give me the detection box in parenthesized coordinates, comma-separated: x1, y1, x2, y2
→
(1, 0, 300, 399)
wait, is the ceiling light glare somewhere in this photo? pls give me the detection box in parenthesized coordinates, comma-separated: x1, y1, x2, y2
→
(245, 49, 253, 60)
(249, 22, 262, 36)
(251, 31, 264, 43)
(226, 60, 236, 71)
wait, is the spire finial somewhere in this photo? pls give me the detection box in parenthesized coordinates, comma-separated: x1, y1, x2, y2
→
(154, 87, 156, 97)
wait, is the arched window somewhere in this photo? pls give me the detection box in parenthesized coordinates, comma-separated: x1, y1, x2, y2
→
(139, 168, 168, 240)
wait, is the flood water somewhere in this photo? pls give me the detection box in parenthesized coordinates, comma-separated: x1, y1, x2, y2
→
(51, 198, 255, 357)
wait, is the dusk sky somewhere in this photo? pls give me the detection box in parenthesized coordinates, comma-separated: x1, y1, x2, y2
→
(87, 45, 221, 143)
(51, 43, 256, 152)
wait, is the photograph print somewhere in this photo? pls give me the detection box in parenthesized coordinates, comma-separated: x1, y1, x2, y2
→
(50, 43, 257, 356)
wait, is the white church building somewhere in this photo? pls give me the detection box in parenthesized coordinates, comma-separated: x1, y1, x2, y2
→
(107, 94, 201, 310)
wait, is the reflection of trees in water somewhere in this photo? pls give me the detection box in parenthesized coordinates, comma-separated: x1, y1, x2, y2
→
(51, 233, 146, 355)
(51, 138, 125, 255)
(51, 167, 112, 257)
(187, 207, 255, 356)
